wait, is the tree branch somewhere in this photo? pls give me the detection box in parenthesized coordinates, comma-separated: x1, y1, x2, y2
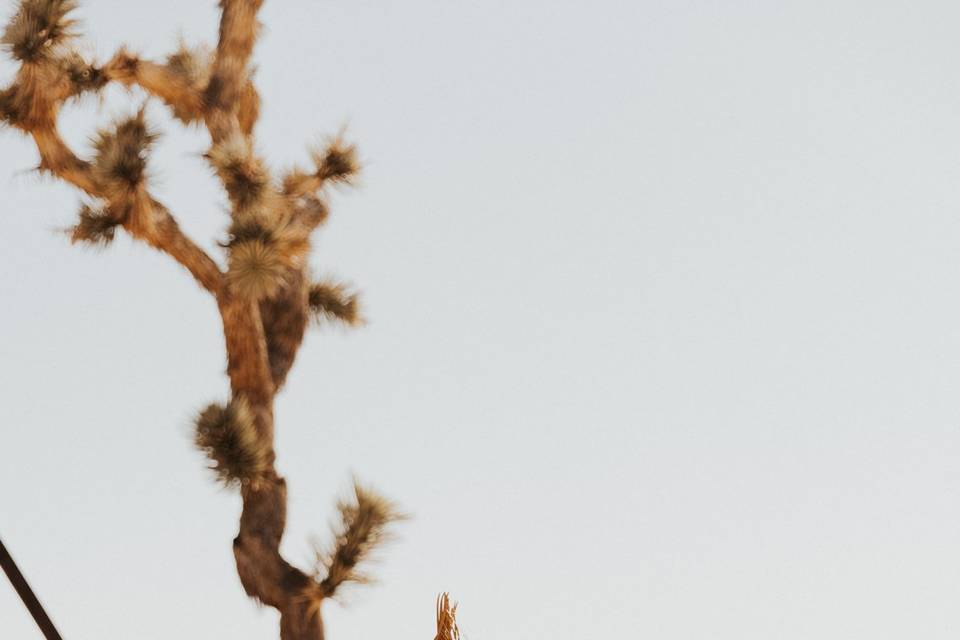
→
(104, 47, 260, 134)
(29, 123, 223, 293)
(219, 294, 275, 406)
(105, 51, 205, 124)
(205, 0, 263, 141)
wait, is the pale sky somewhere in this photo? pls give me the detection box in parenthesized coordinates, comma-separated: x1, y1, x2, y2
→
(3, 0, 960, 638)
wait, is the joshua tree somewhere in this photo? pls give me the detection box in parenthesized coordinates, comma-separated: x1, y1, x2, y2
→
(0, 1, 460, 638)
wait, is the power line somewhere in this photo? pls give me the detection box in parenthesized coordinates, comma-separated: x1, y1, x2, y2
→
(0, 536, 64, 640)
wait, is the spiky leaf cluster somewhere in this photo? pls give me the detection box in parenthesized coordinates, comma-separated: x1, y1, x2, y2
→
(0, 51, 95, 130)
(314, 481, 403, 598)
(208, 134, 315, 299)
(312, 137, 358, 185)
(283, 136, 359, 197)
(69, 202, 121, 246)
(162, 42, 212, 125)
(1, 0, 77, 63)
(92, 110, 156, 198)
(435, 593, 461, 640)
(208, 132, 271, 213)
(166, 41, 212, 90)
(194, 397, 268, 487)
(308, 280, 362, 326)
(58, 51, 105, 96)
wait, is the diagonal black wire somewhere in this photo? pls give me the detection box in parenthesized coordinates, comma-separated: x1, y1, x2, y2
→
(0, 536, 64, 640)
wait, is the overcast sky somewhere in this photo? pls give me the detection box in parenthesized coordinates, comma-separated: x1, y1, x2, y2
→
(3, 0, 960, 638)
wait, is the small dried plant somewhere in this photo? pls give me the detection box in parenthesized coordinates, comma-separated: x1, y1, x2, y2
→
(436, 593, 461, 640)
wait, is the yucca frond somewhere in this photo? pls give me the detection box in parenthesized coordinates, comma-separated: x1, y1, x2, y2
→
(313, 480, 404, 598)
(69, 202, 122, 246)
(207, 132, 271, 213)
(91, 109, 156, 198)
(2, 0, 78, 63)
(194, 397, 268, 487)
(163, 40, 212, 124)
(308, 279, 362, 326)
(312, 136, 359, 185)
(282, 135, 359, 197)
